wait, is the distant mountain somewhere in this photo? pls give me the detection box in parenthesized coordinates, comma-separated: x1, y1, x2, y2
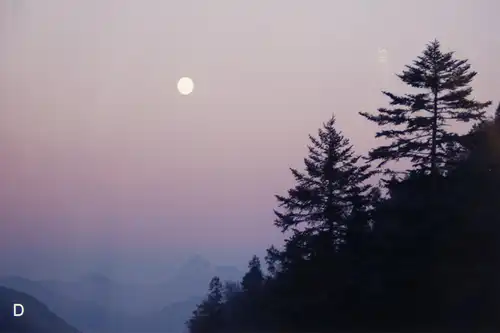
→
(159, 255, 243, 302)
(0, 276, 126, 331)
(126, 295, 202, 333)
(38, 274, 133, 313)
(0, 256, 243, 332)
(214, 265, 243, 281)
(177, 255, 212, 277)
(0, 286, 80, 333)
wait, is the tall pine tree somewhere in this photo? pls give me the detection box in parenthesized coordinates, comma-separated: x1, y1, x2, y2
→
(360, 39, 491, 175)
(271, 114, 375, 330)
(274, 114, 374, 255)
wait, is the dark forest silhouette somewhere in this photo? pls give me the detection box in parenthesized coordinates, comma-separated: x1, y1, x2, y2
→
(186, 40, 500, 332)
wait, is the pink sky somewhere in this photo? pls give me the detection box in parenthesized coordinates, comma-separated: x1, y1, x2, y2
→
(0, 0, 499, 279)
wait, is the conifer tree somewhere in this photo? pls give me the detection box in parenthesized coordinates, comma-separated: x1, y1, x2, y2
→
(241, 255, 264, 293)
(360, 39, 491, 175)
(264, 245, 281, 278)
(274, 114, 374, 254)
(186, 276, 224, 333)
(207, 276, 223, 306)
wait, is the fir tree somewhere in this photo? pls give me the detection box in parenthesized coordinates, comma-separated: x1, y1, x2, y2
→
(274, 114, 374, 253)
(186, 276, 224, 333)
(360, 39, 491, 175)
(269, 114, 377, 330)
(207, 276, 223, 306)
(264, 245, 281, 278)
(241, 255, 264, 293)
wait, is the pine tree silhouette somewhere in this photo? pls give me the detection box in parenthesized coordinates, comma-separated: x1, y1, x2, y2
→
(186, 277, 224, 333)
(274, 114, 374, 252)
(241, 255, 264, 293)
(360, 39, 491, 176)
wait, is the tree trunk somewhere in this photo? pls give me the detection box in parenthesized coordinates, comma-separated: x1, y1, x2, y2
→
(431, 88, 438, 176)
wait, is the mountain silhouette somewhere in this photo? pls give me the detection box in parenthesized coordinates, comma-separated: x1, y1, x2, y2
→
(161, 255, 243, 302)
(0, 256, 242, 331)
(0, 286, 80, 332)
(0, 275, 127, 331)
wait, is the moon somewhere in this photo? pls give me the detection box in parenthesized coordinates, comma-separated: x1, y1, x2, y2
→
(177, 77, 194, 95)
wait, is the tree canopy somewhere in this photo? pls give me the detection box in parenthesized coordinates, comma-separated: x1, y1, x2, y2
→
(360, 39, 491, 176)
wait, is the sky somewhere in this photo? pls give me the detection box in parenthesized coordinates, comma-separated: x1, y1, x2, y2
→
(0, 0, 499, 281)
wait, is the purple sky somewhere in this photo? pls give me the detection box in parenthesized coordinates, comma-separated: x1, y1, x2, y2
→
(0, 0, 499, 281)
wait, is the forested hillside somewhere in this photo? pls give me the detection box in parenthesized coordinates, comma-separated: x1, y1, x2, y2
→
(187, 40, 500, 332)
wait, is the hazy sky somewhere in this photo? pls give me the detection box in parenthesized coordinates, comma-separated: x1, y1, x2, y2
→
(0, 0, 499, 281)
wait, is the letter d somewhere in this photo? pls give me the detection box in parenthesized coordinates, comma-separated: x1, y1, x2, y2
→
(13, 303, 24, 317)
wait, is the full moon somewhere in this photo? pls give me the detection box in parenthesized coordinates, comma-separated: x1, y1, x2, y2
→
(177, 77, 194, 95)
